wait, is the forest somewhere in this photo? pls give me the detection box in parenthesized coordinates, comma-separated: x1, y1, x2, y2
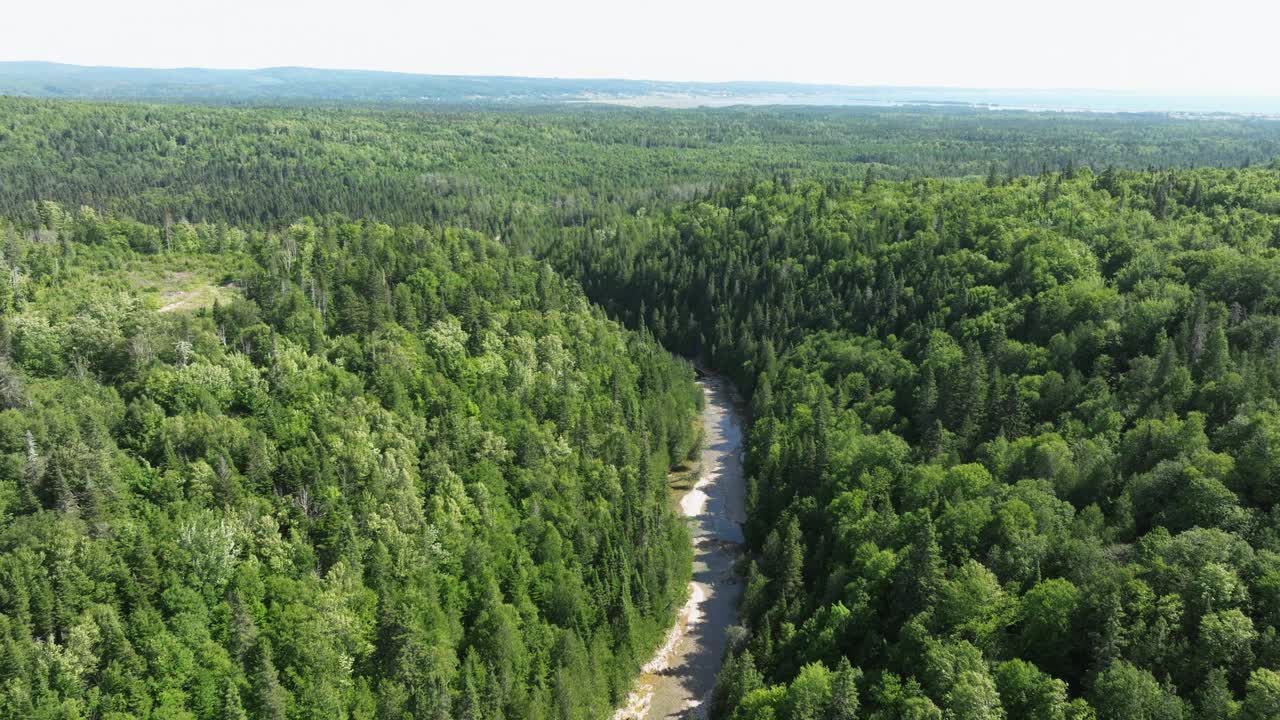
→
(4, 98, 1280, 234)
(3, 94, 1280, 719)
(0, 204, 701, 719)
(551, 165, 1280, 718)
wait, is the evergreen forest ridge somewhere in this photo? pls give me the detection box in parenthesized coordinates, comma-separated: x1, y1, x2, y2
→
(3, 67, 1280, 720)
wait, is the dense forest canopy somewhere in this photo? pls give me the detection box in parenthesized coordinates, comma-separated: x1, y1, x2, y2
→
(550, 166, 1280, 718)
(0, 205, 702, 719)
(4, 94, 1280, 719)
(3, 98, 1280, 235)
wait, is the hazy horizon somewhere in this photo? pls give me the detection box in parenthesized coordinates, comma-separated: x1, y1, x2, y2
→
(2, 59, 1276, 99)
(6, 0, 1280, 98)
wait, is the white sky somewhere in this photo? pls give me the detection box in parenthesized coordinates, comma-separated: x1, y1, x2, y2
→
(5, 0, 1279, 95)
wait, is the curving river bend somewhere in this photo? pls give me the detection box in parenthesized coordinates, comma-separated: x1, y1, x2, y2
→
(614, 375, 747, 719)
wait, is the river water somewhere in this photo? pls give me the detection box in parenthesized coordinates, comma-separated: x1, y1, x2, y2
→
(613, 375, 747, 720)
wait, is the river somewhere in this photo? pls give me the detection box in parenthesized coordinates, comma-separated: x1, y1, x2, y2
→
(613, 375, 747, 720)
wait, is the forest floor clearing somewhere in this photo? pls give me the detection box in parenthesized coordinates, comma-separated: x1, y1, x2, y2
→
(30, 253, 244, 317)
(154, 274, 238, 313)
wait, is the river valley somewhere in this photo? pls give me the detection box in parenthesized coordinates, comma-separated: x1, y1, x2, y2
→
(613, 375, 747, 720)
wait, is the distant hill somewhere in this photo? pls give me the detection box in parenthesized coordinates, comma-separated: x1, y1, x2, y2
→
(1, 61, 1279, 114)
(0, 62, 849, 105)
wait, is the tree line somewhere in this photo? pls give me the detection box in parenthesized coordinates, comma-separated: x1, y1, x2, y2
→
(4, 98, 1280, 238)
